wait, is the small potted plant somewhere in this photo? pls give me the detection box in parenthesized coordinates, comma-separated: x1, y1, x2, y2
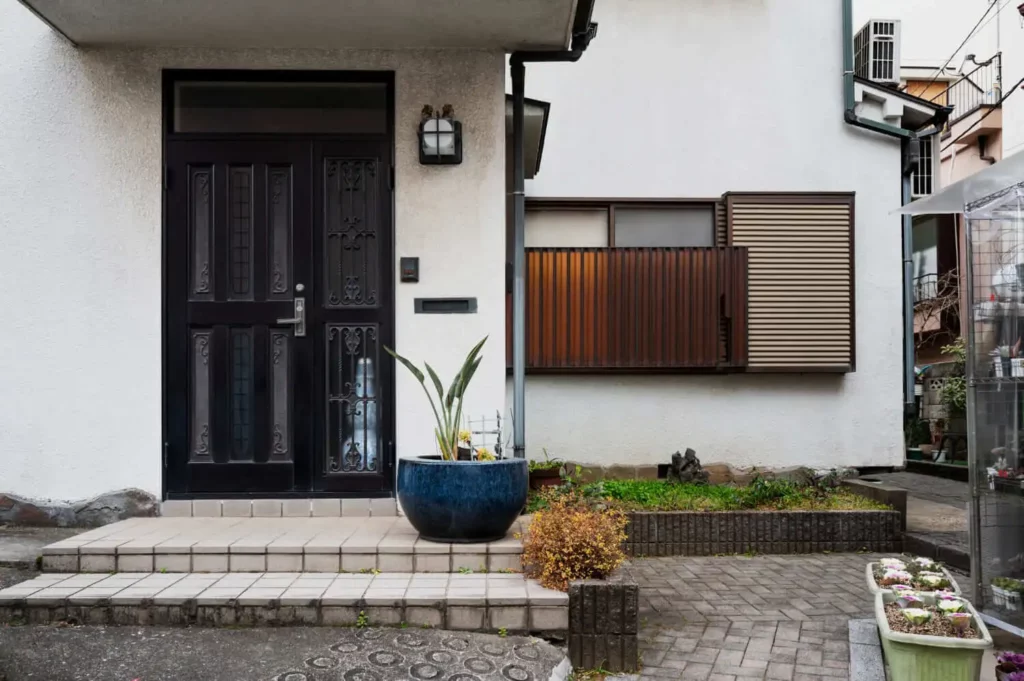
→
(875, 589, 992, 681)
(387, 337, 528, 543)
(528, 448, 564, 490)
(995, 651, 1024, 680)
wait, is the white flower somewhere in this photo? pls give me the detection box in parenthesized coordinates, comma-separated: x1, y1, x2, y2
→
(913, 557, 936, 567)
(937, 599, 964, 614)
(917, 574, 947, 588)
(880, 558, 907, 570)
(881, 569, 913, 585)
(902, 608, 933, 625)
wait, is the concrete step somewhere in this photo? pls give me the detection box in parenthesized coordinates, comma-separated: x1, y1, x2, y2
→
(0, 571, 567, 634)
(40, 517, 526, 574)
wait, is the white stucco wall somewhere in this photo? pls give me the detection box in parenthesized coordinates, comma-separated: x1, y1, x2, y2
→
(0, 1, 505, 501)
(507, 0, 905, 470)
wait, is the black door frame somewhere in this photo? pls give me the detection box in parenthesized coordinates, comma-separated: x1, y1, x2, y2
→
(161, 69, 397, 500)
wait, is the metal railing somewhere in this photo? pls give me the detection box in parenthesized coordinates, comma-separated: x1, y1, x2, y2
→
(914, 273, 938, 302)
(945, 53, 1002, 125)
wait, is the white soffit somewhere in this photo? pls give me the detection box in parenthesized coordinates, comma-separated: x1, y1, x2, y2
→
(19, 0, 579, 49)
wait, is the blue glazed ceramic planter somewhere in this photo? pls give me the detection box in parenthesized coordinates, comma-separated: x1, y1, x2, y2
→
(397, 456, 528, 543)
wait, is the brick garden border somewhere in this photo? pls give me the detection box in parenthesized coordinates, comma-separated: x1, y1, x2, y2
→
(568, 575, 639, 673)
(623, 510, 902, 557)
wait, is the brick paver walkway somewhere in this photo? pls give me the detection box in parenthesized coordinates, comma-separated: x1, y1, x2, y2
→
(625, 553, 883, 680)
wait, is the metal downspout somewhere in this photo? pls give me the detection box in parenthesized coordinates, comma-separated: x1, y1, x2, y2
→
(901, 151, 916, 416)
(509, 17, 598, 459)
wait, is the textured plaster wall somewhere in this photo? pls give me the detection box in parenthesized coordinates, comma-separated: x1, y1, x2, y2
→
(506, 0, 904, 470)
(0, 1, 505, 500)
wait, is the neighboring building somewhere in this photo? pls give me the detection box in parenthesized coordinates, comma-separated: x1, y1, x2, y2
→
(0, 0, 943, 510)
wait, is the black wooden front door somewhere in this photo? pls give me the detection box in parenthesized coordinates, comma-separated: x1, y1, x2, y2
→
(165, 139, 393, 496)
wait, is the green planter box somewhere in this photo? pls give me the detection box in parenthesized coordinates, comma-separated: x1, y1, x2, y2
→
(866, 562, 962, 596)
(875, 591, 992, 681)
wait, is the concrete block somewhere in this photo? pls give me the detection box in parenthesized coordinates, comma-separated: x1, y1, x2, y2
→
(530, 606, 569, 631)
(228, 554, 266, 572)
(267, 554, 303, 572)
(191, 500, 222, 517)
(447, 605, 486, 630)
(192, 554, 229, 573)
(282, 499, 311, 517)
(377, 554, 414, 572)
(311, 499, 341, 517)
(341, 554, 377, 573)
(42, 555, 79, 572)
(252, 500, 283, 517)
(490, 606, 528, 631)
(221, 500, 252, 518)
(341, 499, 371, 517)
(365, 606, 403, 626)
(80, 554, 115, 573)
(405, 606, 443, 629)
(452, 554, 487, 572)
(488, 554, 522, 572)
(322, 606, 360, 626)
(155, 555, 192, 572)
(117, 555, 154, 573)
(161, 500, 193, 517)
(303, 554, 340, 573)
(369, 498, 397, 517)
(415, 555, 451, 572)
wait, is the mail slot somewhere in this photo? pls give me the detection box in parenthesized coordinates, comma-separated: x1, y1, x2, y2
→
(414, 297, 478, 314)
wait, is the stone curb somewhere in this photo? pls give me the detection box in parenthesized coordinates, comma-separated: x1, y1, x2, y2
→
(623, 510, 903, 557)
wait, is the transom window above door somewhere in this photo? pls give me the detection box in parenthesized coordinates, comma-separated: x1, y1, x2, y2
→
(173, 81, 388, 134)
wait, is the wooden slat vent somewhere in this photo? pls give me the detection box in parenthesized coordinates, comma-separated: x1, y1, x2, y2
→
(726, 194, 854, 372)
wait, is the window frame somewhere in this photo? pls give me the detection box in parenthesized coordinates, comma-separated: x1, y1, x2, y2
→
(524, 197, 722, 247)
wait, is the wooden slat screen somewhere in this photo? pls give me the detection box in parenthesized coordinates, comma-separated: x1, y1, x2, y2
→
(507, 247, 748, 371)
(726, 193, 854, 372)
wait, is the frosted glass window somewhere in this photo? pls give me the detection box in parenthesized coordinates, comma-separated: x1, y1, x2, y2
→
(614, 207, 714, 247)
(174, 81, 387, 134)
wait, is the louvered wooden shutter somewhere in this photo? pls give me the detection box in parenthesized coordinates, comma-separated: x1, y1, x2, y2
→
(725, 193, 855, 372)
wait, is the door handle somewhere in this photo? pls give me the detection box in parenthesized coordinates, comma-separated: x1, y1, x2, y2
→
(277, 297, 306, 337)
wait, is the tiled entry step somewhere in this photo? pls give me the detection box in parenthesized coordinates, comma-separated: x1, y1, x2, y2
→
(41, 517, 526, 574)
(0, 572, 568, 634)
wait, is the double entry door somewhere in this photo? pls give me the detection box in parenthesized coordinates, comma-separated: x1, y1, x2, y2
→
(165, 139, 393, 496)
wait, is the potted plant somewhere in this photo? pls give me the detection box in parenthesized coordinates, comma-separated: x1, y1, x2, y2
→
(528, 448, 564, 490)
(995, 651, 1024, 680)
(386, 337, 528, 543)
(875, 590, 992, 681)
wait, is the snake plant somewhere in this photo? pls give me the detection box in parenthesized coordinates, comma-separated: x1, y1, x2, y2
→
(385, 337, 487, 461)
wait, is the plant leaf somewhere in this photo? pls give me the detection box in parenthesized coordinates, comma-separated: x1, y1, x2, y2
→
(384, 345, 425, 384)
(445, 337, 488, 408)
(424, 363, 446, 403)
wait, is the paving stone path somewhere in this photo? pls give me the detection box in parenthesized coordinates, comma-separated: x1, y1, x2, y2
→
(624, 553, 884, 680)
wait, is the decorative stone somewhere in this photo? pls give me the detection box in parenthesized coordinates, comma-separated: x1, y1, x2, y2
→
(666, 449, 709, 484)
(0, 489, 159, 527)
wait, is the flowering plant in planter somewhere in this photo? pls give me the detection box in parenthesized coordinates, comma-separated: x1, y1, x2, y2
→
(998, 651, 1024, 679)
(881, 569, 914, 587)
(902, 608, 933, 626)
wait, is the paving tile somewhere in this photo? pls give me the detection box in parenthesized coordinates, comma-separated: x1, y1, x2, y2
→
(191, 500, 222, 517)
(237, 587, 286, 605)
(311, 499, 341, 517)
(195, 587, 247, 604)
(252, 500, 283, 517)
(67, 587, 124, 603)
(161, 500, 193, 517)
(369, 498, 397, 517)
(281, 500, 311, 517)
(341, 499, 370, 517)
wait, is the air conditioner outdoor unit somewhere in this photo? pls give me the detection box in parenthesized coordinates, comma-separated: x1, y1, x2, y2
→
(854, 19, 901, 86)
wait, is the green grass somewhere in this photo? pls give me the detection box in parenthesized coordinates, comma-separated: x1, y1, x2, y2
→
(528, 478, 889, 513)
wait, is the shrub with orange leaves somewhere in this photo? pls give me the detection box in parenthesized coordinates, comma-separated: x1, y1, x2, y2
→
(520, 496, 627, 592)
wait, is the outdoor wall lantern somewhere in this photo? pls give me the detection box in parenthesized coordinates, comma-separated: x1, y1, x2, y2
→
(419, 104, 462, 165)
